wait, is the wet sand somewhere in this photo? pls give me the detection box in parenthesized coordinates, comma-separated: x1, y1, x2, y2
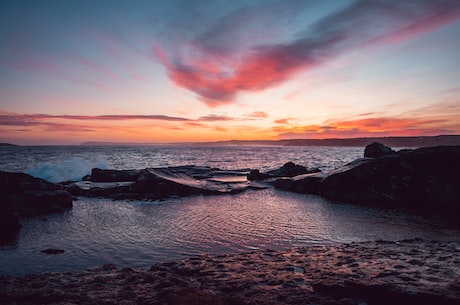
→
(1, 239, 459, 305)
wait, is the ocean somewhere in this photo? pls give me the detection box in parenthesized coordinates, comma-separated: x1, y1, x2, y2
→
(1, 145, 459, 275)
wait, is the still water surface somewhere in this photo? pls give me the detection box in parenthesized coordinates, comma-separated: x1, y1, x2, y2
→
(1, 189, 457, 275)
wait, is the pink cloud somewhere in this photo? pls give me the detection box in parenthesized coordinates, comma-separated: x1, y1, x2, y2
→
(154, 1, 460, 106)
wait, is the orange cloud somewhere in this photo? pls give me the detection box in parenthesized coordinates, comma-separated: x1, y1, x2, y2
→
(245, 111, 268, 118)
(275, 116, 459, 140)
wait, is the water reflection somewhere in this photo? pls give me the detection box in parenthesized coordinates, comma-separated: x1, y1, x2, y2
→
(1, 189, 458, 275)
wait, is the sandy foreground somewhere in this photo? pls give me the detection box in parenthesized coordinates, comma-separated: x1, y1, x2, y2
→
(1, 239, 459, 305)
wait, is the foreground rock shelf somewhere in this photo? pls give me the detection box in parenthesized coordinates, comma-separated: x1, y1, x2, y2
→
(1, 239, 459, 305)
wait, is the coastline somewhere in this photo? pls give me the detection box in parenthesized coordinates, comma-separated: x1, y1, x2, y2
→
(1, 239, 459, 305)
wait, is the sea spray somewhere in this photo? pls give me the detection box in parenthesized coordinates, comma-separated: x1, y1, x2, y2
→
(27, 156, 108, 183)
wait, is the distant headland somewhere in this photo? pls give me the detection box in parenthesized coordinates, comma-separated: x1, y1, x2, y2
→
(80, 135, 460, 147)
(0, 143, 17, 146)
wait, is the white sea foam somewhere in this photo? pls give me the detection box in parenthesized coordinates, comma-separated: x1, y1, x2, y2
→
(27, 156, 108, 183)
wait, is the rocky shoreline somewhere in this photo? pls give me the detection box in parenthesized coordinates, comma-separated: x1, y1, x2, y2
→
(3, 142, 459, 243)
(1, 239, 459, 305)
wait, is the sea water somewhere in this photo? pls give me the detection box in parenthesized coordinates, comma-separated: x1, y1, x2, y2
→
(1, 145, 458, 275)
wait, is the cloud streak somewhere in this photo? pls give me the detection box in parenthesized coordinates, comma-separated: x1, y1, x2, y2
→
(275, 116, 459, 139)
(154, 0, 460, 106)
(0, 113, 191, 126)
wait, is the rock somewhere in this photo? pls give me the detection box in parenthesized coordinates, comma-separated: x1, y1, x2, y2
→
(0, 171, 73, 244)
(90, 168, 142, 182)
(0, 207, 21, 243)
(291, 172, 326, 195)
(268, 162, 310, 177)
(364, 142, 396, 158)
(41, 248, 65, 254)
(249, 162, 320, 181)
(0, 171, 62, 193)
(130, 168, 248, 199)
(247, 169, 270, 181)
(16, 190, 73, 216)
(67, 181, 133, 198)
(287, 145, 460, 220)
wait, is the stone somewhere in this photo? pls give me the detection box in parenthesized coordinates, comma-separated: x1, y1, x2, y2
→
(0, 171, 73, 244)
(90, 168, 142, 182)
(0, 171, 62, 193)
(364, 142, 396, 158)
(268, 162, 310, 177)
(16, 190, 73, 216)
(249, 162, 320, 181)
(0, 207, 21, 243)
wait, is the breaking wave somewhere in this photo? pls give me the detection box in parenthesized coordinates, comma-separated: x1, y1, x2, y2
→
(27, 156, 108, 183)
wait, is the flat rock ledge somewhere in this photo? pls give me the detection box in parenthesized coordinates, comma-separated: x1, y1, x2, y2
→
(1, 239, 459, 305)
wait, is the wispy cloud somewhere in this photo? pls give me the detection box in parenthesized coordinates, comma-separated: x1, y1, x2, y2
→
(198, 114, 235, 122)
(245, 111, 268, 118)
(0, 113, 191, 125)
(275, 115, 459, 139)
(154, 0, 460, 106)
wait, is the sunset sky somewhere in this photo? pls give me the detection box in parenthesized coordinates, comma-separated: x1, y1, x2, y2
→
(1, 0, 460, 145)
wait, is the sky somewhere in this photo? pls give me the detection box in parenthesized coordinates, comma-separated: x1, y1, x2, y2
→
(1, 0, 460, 145)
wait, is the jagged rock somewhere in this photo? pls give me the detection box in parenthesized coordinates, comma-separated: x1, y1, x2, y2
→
(247, 169, 271, 180)
(130, 168, 247, 199)
(0, 171, 73, 244)
(15, 190, 73, 216)
(90, 168, 142, 182)
(0, 207, 20, 243)
(364, 142, 396, 158)
(0, 171, 62, 193)
(268, 162, 310, 177)
(249, 162, 320, 181)
(70, 166, 249, 200)
(279, 146, 460, 220)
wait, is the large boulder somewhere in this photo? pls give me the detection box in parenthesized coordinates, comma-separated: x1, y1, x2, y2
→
(0, 171, 73, 244)
(281, 146, 460, 220)
(0, 171, 62, 193)
(0, 207, 20, 243)
(90, 168, 142, 182)
(248, 162, 320, 181)
(364, 142, 396, 158)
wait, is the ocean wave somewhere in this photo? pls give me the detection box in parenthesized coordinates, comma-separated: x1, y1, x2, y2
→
(27, 156, 108, 183)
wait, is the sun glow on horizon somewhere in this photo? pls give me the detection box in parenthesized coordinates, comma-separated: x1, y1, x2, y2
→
(1, 1, 460, 144)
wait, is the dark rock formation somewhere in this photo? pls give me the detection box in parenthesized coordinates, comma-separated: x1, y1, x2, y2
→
(248, 162, 320, 181)
(0, 207, 20, 244)
(364, 141, 396, 158)
(0, 171, 62, 193)
(69, 166, 249, 200)
(276, 144, 460, 220)
(0, 171, 73, 244)
(90, 168, 142, 182)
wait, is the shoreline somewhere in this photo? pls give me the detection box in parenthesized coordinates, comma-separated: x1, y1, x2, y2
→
(1, 239, 459, 305)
